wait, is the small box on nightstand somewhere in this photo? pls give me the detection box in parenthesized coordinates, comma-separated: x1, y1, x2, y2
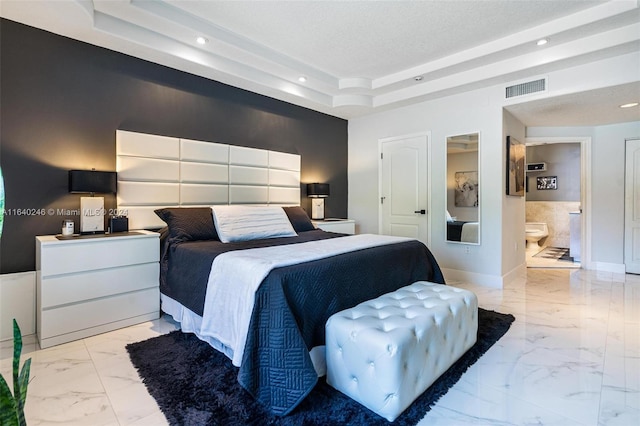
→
(109, 216, 129, 233)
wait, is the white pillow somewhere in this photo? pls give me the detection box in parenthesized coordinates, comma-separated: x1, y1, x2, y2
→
(211, 205, 297, 243)
(446, 210, 454, 222)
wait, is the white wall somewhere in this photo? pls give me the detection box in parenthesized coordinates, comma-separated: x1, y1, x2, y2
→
(348, 51, 639, 284)
(527, 121, 640, 268)
(526, 143, 581, 202)
(349, 88, 505, 282)
(502, 110, 527, 276)
(0, 272, 36, 340)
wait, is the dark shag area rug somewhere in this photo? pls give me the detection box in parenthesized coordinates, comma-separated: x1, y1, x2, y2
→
(127, 308, 514, 425)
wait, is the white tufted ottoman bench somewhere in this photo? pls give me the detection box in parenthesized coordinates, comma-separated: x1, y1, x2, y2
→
(325, 281, 478, 421)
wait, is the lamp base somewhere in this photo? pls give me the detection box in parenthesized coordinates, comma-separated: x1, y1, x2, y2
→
(80, 196, 105, 233)
(311, 198, 325, 220)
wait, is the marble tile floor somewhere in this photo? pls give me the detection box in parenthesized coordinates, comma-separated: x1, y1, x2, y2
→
(1, 268, 638, 425)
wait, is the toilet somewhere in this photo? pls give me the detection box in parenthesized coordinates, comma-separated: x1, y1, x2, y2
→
(525, 222, 549, 253)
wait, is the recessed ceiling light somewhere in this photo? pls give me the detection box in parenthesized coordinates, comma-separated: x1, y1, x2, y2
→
(196, 36, 208, 45)
(536, 38, 549, 46)
(298, 76, 307, 83)
(414, 76, 424, 82)
(620, 102, 639, 108)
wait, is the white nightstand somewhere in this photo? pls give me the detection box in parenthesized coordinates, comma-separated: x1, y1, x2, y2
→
(312, 219, 356, 235)
(36, 230, 160, 348)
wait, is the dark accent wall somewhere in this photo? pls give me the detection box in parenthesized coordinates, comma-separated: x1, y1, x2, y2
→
(0, 19, 348, 274)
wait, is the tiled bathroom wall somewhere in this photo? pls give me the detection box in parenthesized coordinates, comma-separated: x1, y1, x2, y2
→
(525, 201, 581, 248)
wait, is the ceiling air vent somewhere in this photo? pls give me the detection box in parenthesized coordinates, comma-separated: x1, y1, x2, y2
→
(505, 78, 547, 99)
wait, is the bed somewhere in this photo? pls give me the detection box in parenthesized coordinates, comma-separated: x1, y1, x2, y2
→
(447, 220, 479, 243)
(115, 130, 445, 415)
(156, 206, 444, 415)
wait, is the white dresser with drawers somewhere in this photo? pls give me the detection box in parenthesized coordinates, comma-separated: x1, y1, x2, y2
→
(36, 230, 159, 348)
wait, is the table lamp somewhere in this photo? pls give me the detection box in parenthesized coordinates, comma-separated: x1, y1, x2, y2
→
(307, 183, 330, 220)
(69, 169, 117, 234)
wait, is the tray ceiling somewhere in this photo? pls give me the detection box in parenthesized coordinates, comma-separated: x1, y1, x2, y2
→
(1, 0, 639, 123)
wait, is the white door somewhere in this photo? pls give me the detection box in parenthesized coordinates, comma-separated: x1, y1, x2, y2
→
(625, 138, 640, 274)
(379, 134, 429, 244)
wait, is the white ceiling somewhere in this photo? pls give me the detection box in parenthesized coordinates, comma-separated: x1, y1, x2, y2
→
(1, 0, 639, 125)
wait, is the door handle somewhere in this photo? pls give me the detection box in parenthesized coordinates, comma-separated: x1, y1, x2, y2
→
(414, 209, 426, 214)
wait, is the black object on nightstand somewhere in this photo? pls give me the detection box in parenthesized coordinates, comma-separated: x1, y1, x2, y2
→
(110, 216, 129, 233)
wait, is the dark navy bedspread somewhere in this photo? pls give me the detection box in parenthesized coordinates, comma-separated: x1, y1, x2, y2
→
(161, 230, 444, 416)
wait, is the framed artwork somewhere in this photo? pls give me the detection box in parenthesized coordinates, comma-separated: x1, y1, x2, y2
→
(536, 176, 557, 190)
(506, 136, 525, 196)
(454, 171, 479, 207)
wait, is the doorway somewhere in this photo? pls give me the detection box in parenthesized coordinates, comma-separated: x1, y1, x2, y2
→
(525, 137, 592, 269)
(624, 138, 640, 274)
(378, 133, 431, 246)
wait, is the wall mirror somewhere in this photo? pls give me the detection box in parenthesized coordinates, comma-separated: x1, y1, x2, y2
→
(446, 133, 480, 244)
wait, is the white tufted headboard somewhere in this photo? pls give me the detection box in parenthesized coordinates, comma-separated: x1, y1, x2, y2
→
(115, 130, 301, 229)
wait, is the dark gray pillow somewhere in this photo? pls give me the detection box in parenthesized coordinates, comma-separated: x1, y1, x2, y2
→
(283, 206, 315, 232)
(154, 207, 218, 242)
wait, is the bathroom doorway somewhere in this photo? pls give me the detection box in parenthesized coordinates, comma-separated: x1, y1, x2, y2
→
(524, 137, 591, 269)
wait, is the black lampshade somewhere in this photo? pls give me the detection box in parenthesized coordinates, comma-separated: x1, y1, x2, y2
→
(307, 183, 330, 198)
(69, 170, 117, 194)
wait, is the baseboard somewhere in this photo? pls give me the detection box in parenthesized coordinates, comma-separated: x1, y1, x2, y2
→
(0, 271, 36, 341)
(442, 268, 503, 288)
(589, 262, 626, 274)
(444, 261, 627, 287)
(503, 262, 528, 285)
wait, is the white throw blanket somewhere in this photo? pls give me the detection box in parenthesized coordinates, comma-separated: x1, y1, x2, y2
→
(199, 233, 414, 366)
